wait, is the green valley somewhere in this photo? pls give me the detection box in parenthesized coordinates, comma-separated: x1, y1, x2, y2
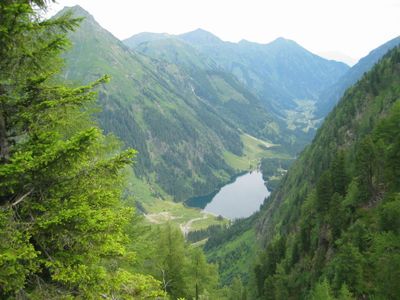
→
(60, 6, 285, 205)
(1, 1, 399, 299)
(126, 29, 350, 153)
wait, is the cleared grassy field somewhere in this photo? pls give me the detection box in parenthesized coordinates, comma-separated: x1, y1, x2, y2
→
(125, 172, 228, 231)
(126, 133, 289, 234)
(224, 133, 290, 171)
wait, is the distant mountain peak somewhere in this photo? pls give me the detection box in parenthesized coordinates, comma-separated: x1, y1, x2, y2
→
(191, 28, 215, 35)
(123, 32, 173, 48)
(269, 37, 299, 47)
(135, 32, 170, 38)
(238, 39, 253, 44)
(61, 5, 90, 16)
(179, 28, 222, 45)
(57, 5, 96, 23)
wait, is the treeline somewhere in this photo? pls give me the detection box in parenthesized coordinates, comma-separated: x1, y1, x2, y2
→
(186, 219, 256, 248)
(204, 217, 255, 251)
(252, 46, 400, 299)
(0, 2, 224, 299)
(260, 157, 294, 191)
(187, 224, 227, 243)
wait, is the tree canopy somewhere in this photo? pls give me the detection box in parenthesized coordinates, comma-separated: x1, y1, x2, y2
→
(0, 1, 164, 298)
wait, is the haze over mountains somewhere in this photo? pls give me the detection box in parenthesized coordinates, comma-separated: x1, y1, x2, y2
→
(60, 5, 400, 204)
(3, 2, 400, 299)
(318, 51, 357, 66)
(124, 27, 351, 156)
(252, 44, 400, 300)
(317, 35, 400, 116)
(126, 29, 349, 117)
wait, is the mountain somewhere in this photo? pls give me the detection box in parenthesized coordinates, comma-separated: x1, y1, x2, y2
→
(59, 6, 284, 201)
(60, 6, 243, 200)
(317, 36, 400, 116)
(123, 32, 172, 49)
(178, 30, 349, 114)
(132, 37, 217, 70)
(125, 30, 349, 148)
(318, 51, 357, 66)
(251, 46, 400, 298)
(124, 30, 349, 151)
(126, 36, 293, 148)
(180, 28, 224, 47)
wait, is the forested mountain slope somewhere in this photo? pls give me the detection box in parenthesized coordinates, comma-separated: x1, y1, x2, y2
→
(131, 37, 217, 71)
(253, 46, 400, 299)
(126, 36, 292, 148)
(317, 36, 400, 117)
(125, 30, 349, 150)
(0, 2, 164, 297)
(61, 6, 277, 201)
(0, 3, 229, 298)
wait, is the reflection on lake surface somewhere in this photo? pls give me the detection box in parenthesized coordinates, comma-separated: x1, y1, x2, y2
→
(186, 170, 269, 219)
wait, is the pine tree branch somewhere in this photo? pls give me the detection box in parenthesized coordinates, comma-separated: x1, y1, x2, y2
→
(0, 106, 9, 162)
(11, 188, 34, 207)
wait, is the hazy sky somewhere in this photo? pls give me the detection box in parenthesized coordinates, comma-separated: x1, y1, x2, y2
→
(47, 0, 400, 65)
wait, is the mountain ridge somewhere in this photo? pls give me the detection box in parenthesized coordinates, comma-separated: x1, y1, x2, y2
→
(58, 6, 286, 202)
(125, 28, 349, 153)
(252, 45, 400, 299)
(317, 35, 400, 116)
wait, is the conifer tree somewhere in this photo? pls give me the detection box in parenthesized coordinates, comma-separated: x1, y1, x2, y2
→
(355, 136, 377, 203)
(0, 1, 163, 298)
(316, 171, 333, 215)
(310, 279, 334, 300)
(155, 223, 188, 298)
(331, 151, 348, 197)
(189, 247, 219, 299)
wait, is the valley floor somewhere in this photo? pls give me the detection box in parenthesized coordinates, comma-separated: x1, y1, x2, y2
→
(129, 132, 290, 234)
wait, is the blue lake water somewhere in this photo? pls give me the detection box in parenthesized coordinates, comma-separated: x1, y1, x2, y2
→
(186, 170, 270, 219)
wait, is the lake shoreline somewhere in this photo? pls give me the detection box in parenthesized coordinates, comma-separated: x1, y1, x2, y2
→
(185, 170, 270, 219)
(184, 170, 249, 209)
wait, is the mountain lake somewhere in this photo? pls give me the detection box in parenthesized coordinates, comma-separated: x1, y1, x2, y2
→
(186, 170, 270, 219)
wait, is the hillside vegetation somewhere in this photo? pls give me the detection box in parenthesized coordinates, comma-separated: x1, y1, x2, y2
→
(0, 2, 231, 299)
(2, 2, 399, 299)
(317, 36, 400, 117)
(253, 46, 400, 299)
(62, 6, 288, 203)
(126, 30, 350, 153)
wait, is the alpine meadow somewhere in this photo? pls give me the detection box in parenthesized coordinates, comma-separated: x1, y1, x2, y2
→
(0, 1, 399, 299)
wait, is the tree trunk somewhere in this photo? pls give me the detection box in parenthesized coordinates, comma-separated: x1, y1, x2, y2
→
(0, 109, 9, 162)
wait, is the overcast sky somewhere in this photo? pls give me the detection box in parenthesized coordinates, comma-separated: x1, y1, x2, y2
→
(47, 0, 400, 65)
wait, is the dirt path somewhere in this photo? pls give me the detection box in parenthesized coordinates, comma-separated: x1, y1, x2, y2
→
(145, 211, 214, 236)
(144, 212, 176, 224)
(180, 213, 208, 236)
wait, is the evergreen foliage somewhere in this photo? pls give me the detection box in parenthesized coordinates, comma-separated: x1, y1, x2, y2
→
(135, 223, 221, 299)
(2, 3, 399, 299)
(0, 1, 164, 298)
(59, 6, 248, 201)
(0, 2, 226, 299)
(253, 46, 400, 299)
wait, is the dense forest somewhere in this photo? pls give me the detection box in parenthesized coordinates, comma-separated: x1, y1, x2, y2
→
(1, 1, 399, 300)
(199, 44, 400, 300)
(251, 46, 400, 299)
(0, 1, 223, 299)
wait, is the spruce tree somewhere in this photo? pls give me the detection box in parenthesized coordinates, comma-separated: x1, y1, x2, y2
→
(0, 1, 163, 298)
